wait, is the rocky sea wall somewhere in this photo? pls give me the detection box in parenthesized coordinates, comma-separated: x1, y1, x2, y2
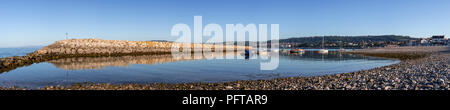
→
(32, 39, 246, 56)
(0, 39, 248, 73)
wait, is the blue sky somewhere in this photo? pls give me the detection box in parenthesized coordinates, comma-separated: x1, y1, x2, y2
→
(0, 0, 449, 47)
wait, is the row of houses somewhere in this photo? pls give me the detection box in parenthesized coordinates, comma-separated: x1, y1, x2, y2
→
(409, 35, 449, 46)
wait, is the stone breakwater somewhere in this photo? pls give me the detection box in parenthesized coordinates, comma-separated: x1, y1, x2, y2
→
(32, 39, 247, 56)
(27, 46, 448, 90)
(0, 39, 247, 74)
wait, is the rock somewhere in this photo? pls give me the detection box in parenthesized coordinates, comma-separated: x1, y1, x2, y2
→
(2, 62, 10, 66)
(438, 78, 445, 84)
(36, 50, 48, 55)
(345, 85, 352, 89)
(384, 86, 392, 90)
(77, 49, 84, 54)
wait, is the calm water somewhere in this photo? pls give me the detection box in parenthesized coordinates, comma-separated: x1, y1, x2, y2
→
(0, 48, 399, 88)
(0, 47, 41, 58)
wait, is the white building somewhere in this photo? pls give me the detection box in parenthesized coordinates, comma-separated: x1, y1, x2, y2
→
(420, 39, 430, 44)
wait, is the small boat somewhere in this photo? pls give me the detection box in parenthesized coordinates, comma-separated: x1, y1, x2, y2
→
(290, 49, 305, 53)
(319, 36, 328, 54)
(318, 49, 328, 54)
(338, 41, 345, 52)
(271, 49, 279, 52)
(244, 49, 250, 55)
(241, 49, 251, 58)
(258, 51, 268, 56)
(281, 49, 290, 53)
(257, 49, 268, 55)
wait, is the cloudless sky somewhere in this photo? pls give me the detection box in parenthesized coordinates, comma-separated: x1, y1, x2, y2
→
(0, 0, 449, 47)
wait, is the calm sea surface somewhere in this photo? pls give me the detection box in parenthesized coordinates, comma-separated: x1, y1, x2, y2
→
(0, 48, 399, 88)
(0, 47, 41, 58)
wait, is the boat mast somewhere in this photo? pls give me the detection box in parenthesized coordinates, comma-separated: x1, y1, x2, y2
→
(322, 36, 324, 49)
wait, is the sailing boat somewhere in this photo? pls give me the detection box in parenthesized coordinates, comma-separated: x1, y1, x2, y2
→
(339, 41, 345, 52)
(290, 48, 305, 53)
(318, 36, 329, 54)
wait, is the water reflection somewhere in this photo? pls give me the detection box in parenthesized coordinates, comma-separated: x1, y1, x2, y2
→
(281, 51, 371, 61)
(47, 51, 380, 70)
(48, 52, 246, 70)
(48, 54, 180, 70)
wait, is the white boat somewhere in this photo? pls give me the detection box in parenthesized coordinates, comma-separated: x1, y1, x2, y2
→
(338, 41, 345, 52)
(318, 49, 328, 53)
(257, 49, 268, 55)
(319, 36, 328, 54)
(271, 49, 279, 52)
(281, 49, 290, 53)
(290, 49, 305, 53)
(258, 51, 268, 56)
